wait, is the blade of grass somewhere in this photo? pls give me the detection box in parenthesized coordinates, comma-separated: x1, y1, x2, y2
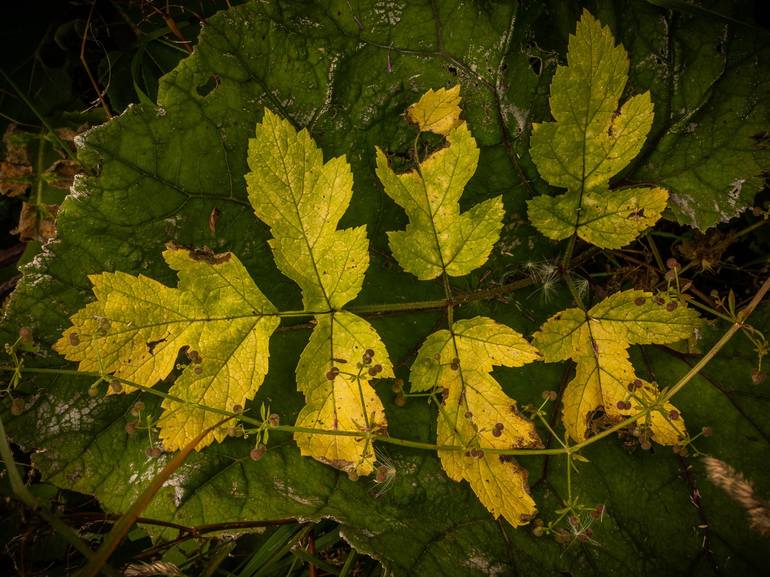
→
(78, 415, 234, 577)
(236, 524, 302, 577)
(339, 549, 357, 577)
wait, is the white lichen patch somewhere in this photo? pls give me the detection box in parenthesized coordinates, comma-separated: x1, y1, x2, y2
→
(463, 550, 506, 577)
(272, 478, 325, 507)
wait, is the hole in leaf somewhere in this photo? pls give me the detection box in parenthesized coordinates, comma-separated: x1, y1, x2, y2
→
(528, 56, 542, 75)
(196, 76, 219, 97)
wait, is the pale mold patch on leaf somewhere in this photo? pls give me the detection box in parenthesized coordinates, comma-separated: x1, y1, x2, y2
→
(34, 395, 100, 438)
(272, 478, 325, 507)
(463, 550, 507, 577)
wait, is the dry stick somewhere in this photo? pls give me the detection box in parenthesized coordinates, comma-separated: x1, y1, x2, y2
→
(81, 0, 113, 119)
(78, 415, 234, 577)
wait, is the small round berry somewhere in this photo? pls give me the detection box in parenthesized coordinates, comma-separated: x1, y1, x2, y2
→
(249, 445, 266, 461)
(10, 397, 25, 415)
(18, 327, 33, 343)
(666, 257, 681, 270)
(326, 367, 340, 381)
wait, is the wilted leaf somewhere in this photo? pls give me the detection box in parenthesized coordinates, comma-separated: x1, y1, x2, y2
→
(527, 10, 667, 249)
(533, 289, 701, 444)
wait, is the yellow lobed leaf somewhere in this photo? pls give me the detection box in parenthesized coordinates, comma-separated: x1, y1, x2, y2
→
(55, 245, 279, 450)
(437, 373, 540, 526)
(406, 85, 462, 135)
(411, 317, 541, 525)
(246, 112, 391, 475)
(246, 109, 368, 310)
(533, 289, 700, 444)
(527, 10, 664, 249)
(294, 312, 393, 475)
(527, 187, 669, 249)
(410, 316, 540, 392)
(376, 86, 504, 280)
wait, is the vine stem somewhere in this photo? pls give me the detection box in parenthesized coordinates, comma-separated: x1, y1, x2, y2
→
(3, 276, 769, 460)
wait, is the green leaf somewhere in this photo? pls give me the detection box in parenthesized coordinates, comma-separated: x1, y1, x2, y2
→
(53, 245, 279, 450)
(533, 289, 701, 444)
(627, 5, 770, 229)
(3, 2, 770, 576)
(528, 10, 667, 248)
(375, 86, 505, 280)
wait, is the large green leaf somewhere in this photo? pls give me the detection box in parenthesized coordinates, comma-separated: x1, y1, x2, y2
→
(2, 2, 770, 576)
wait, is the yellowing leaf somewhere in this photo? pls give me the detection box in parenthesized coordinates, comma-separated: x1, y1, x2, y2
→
(246, 109, 368, 310)
(246, 112, 391, 473)
(54, 245, 279, 450)
(411, 317, 542, 526)
(528, 11, 666, 249)
(376, 86, 504, 280)
(527, 186, 668, 247)
(533, 290, 701, 444)
(406, 85, 462, 135)
(293, 312, 393, 476)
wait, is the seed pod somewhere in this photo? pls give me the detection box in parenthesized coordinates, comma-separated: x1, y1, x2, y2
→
(394, 393, 407, 407)
(326, 367, 340, 381)
(268, 413, 280, 427)
(125, 421, 137, 434)
(666, 257, 681, 270)
(18, 326, 33, 344)
(10, 398, 25, 415)
(249, 444, 267, 461)
(110, 380, 123, 393)
(146, 447, 162, 458)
